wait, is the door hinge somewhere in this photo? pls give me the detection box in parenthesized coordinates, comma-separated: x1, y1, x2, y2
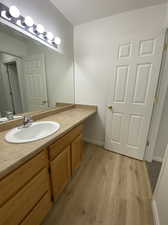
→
(146, 140, 150, 147)
(164, 43, 168, 51)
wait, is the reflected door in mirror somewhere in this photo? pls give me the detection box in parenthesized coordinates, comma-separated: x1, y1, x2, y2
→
(23, 54, 48, 112)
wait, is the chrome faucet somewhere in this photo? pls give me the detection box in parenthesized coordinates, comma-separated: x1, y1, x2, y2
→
(6, 111, 14, 120)
(23, 116, 33, 128)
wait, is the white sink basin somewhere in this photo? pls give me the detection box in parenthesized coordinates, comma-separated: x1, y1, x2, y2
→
(5, 121, 60, 143)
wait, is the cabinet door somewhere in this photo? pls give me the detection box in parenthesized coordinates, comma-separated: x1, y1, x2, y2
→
(0, 168, 51, 225)
(50, 146, 71, 201)
(20, 192, 52, 225)
(71, 134, 83, 175)
(0, 150, 48, 207)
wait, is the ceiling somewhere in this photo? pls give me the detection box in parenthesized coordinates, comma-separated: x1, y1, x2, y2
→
(50, 0, 167, 25)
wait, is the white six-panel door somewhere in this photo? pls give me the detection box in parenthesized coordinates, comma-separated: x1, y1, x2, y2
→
(105, 31, 165, 160)
(23, 54, 48, 112)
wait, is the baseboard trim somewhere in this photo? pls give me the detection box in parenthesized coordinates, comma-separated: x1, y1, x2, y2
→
(152, 199, 160, 225)
(153, 156, 163, 163)
(84, 140, 163, 163)
(84, 138, 104, 147)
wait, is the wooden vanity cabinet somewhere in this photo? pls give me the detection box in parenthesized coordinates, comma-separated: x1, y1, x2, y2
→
(0, 150, 52, 225)
(49, 124, 84, 201)
(0, 124, 85, 225)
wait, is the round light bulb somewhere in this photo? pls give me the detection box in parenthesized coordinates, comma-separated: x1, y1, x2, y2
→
(24, 16, 34, 27)
(36, 24, 45, 34)
(54, 37, 61, 45)
(9, 6, 20, 18)
(46, 32, 54, 41)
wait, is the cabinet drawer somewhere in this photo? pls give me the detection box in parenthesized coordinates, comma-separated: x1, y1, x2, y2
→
(0, 168, 50, 225)
(49, 124, 83, 160)
(50, 146, 71, 201)
(20, 192, 52, 225)
(0, 150, 48, 207)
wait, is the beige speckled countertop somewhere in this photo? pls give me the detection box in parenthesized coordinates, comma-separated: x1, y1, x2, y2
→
(0, 106, 96, 180)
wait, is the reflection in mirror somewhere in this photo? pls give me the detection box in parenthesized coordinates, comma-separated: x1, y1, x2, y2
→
(0, 24, 74, 123)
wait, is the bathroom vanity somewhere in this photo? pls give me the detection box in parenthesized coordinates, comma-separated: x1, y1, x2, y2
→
(0, 105, 96, 225)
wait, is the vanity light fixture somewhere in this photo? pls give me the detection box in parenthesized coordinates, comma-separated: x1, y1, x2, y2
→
(9, 6, 20, 18)
(16, 19, 24, 28)
(54, 37, 61, 45)
(1, 10, 10, 20)
(24, 16, 34, 27)
(36, 24, 45, 34)
(1, 5, 20, 21)
(17, 16, 34, 29)
(0, 2, 61, 49)
(46, 32, 54, 41)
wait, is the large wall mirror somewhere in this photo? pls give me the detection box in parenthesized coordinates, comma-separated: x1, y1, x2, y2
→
(0, 23, 74, 123)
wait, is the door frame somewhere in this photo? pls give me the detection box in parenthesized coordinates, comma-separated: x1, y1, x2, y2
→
(0, 63, 13, 111)
(152, 144, 168, 225)
(0, 52, 25, 112)
(16, 58, 26, 112)
(153, 144, 168, 197)
(144, 29, 168, 162)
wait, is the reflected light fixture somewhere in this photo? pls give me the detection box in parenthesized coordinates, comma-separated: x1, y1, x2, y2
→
(46, 32, 54, 41)
(0, 2, 61, 49)
(1, 5, 20, 21)
(36, 24, 45, 33)
(1, 10, 10, 20)
(24, 16, 34, 27)
(9, 5, 20, 18)
(54, 37, 61, 45)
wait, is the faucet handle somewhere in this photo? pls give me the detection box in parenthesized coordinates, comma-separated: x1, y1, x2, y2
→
(28, 116, 33, 123)
(23, 116, 28, 126)
(23, 115, 33, 126)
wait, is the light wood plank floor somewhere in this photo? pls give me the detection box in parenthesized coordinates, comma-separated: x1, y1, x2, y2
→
(43, 143, 153, 225)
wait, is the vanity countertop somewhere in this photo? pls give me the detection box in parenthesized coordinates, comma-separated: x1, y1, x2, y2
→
(0, 105, 97, 180)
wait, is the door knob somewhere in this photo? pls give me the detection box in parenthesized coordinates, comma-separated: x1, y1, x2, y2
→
(42, 100, 47, 105)
(107, 105, 113, 110)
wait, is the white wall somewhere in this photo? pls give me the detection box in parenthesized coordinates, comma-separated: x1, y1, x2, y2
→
(45, 50, 74, 105)
(74, 4, 167, 145)
(0, 30, 27, 57)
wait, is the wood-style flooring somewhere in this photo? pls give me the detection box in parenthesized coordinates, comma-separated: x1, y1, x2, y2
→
(43, 143, 153, 225)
